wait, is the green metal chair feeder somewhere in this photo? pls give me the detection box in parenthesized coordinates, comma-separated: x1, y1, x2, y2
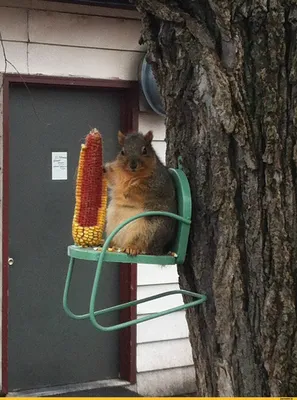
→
(63, 161, 207, 332)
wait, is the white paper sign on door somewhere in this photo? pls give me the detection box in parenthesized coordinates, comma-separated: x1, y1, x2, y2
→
(52, 151, 68, 180)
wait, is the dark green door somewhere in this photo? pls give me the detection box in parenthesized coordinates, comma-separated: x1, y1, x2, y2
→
(8, 85, 121, 391)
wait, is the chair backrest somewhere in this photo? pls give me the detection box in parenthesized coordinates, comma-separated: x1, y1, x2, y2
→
(169, 168, 192, 264)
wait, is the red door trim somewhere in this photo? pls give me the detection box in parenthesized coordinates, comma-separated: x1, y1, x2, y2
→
(1, 74, 139, 393)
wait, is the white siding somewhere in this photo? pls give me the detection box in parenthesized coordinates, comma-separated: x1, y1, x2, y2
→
(138, 113, 166, 141)
(28, 43, 142, 79)
(29, 10, 142, 51)
(0, 5, 143, 79)
(0, 7, 28, 41)
(138, 263, 178, 285)
(135, 366, 196, 397)
(0, 41, 28, 74)
(137, 283, 183, 314)
(137, 311, 189, 343)
(0, 1, 194, 395)
(153, 140, 166, 163)
(137, 339, 193, 372)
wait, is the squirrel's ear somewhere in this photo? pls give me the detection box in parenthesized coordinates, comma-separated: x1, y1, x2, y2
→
(118, 130, 126, 146)
(144, 130, 153, 144)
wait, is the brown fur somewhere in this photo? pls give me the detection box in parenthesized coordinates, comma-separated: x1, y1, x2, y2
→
(104, 131, 177, 256)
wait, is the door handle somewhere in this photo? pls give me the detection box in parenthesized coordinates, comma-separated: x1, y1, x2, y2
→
(8, 257, 14, 266)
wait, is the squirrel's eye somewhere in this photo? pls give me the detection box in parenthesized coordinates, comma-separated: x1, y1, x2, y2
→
(121, 149, 125, 156)
(142, 147, 147, 155)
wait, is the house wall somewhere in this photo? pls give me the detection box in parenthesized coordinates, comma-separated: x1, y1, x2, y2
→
(0, 0, 195, 395)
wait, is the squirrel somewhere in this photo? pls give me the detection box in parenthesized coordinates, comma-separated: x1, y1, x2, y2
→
(104, 130, 177, 256)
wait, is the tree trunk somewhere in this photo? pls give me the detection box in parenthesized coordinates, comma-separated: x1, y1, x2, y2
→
(135, 0, 297, 396)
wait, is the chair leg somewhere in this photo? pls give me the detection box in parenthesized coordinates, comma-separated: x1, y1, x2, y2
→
(63, 255, 207, 332)
(88, 287, 207, 332)
(63, 257, 91, 320)
(88, 241, 207, 332)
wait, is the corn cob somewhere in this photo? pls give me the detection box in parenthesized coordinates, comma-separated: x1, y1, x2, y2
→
(72, 128, 107, 247)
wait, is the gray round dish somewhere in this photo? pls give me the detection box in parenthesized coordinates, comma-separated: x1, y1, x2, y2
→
(140, 57, 165, 116)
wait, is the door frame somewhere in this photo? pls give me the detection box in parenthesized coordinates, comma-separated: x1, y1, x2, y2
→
(2, 74, 138, 394)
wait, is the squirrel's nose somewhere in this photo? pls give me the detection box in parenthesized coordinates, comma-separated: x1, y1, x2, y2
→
(130, 160, 138, 171)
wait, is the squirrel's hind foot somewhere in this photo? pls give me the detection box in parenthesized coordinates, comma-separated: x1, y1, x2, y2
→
(123, 246, 143, 256)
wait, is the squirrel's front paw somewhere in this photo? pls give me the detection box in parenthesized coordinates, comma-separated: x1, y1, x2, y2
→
(123, 246, 142, 256)
(104, 162, 114, 172)
(103, 162, 110, 173)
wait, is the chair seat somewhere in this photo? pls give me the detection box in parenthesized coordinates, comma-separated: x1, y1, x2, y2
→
(68, 245, 177, 265)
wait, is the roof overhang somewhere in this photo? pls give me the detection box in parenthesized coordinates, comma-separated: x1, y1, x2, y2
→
(46, 0, 135, 9)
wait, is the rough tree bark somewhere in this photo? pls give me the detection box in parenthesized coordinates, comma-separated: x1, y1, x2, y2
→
(135, 0, 297, 396)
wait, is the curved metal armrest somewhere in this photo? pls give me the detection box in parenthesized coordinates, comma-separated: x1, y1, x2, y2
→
(102, 210, 191, 253)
